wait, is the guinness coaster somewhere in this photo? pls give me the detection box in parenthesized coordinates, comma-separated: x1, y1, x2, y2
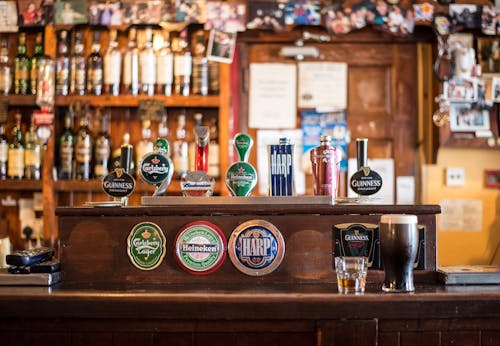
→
(127, 222, 166, 271)
(174, 221, 226, 275)
(228, 220, 285, 276)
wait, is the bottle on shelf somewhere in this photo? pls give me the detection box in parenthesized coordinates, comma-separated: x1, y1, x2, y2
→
(58, 111, 74, 180)
(156, 31, 173, 96)
(7, 112, 24, 179)
(30, 32, 44, 95)
(173, 113, 188, 179)
(208, 117, 220, 178)
(0, 122, 8, 179)
(55, 30, 70, 96)
(93, 110, 111, 179)
(69, 30, 86, 96)
(122, 28, 140, 96)
(14, 32, 31, 95)
(24, 114, 41, 180)
(87, 31, 103, 96)
(140, 27, 157, 96)
(74, 107, 93, 180)
(104, 29, 122, 96)
(135, 118, 154, 169)
(188, 112, 203, 172)
(158, 112, 169, 141)
(172, 31, 192, 96)
(208, 60, 220, 95)
(0, 37, 11, 95)
(191, 30, 208, 96)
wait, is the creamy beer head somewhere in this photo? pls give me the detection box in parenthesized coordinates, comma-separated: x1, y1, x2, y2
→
(380, 214, 417, 225)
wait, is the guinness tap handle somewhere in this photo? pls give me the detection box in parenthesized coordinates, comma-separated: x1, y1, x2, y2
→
(120, 144, 133, 174)
(356, 138, 368, 170)
(234, 133, 253, 162)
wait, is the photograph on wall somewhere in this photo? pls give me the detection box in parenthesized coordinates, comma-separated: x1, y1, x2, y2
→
(284, 1, 321, 26)
(0, 1, 18, 31)
(88, 0, 122, 25)
(449, 103, 491, 132)
(207, 29, 236, 63)
(413, 2, 433, 22)
(205, 1, 246, 32)
(246, 1, 285, 30)
(377, 5, 415, 35)
(443, 78, 477, 102)
(18, 0, 54, 26)
(324, 5, 353, 35)
(481, 6, 499, 35)
(492, 77, 500, 102)
(159, 0, 176, 23)
(121, 0, 161, 24)
(175, 0, 206, 24)
(54, 0, 87, 25)
(449, 4, 481, 30)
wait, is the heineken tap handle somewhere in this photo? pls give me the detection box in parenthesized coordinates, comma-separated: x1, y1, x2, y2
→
(120, 144, 133, 174)
(356, 138, 368, 170)
(233, 133, 253, 162)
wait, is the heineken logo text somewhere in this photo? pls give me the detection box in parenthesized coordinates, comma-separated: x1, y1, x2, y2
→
(182, 243, 218, 253)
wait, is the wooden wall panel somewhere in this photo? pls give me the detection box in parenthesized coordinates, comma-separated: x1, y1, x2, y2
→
(317, 320, 377, 346)
(441, 331, 480, 346)
(399, 331, 440, 346)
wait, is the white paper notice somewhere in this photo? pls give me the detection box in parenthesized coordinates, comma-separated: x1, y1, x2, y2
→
(347, 158, 394, 204)
(298, 62, 347, 109)
(256, 130, 305, 196)
(396, 176, 415, 204)
(249, 63, 297, 129)
(440, 199, 483, 231)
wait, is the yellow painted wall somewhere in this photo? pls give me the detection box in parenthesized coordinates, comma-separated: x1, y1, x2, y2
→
(421, 148, 500, 266)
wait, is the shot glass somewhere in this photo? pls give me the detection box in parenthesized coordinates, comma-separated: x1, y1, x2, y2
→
(334, 256, 368, 294)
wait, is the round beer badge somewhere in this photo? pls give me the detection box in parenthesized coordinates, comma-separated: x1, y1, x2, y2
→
(174, 221, 226, 275)
(127, 222, 166, 271)
(228, 220, 285, 276)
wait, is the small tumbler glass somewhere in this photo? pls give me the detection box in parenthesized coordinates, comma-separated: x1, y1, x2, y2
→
(335, 256, 368, 294)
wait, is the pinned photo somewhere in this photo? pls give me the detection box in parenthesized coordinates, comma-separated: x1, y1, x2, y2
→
(18, 0, 54, 26)
(374, 5, 415, 36)
(207, 29, 236, 63)
(284, 1, 321, 26)
(449, 103, 491, 132)
(450, 4, 481, 30)
(481, 6, 500, 35)
(121, 0, 161, 24)
(413, 2, 433, 22)
(88, 0, 122, 25)
(324, 5, 352, 35)
(492, 77, 500, 102)
(205, 1, 246, 32)
(175, 0, 206, 24)
(54, 0, 87, 25)
(247, 1, 285, 30)
(443, 78, 477, 102)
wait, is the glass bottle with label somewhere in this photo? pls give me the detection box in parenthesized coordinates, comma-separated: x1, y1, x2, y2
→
(191, 30, 208, 96)
(122, 28, 140, 95)
(8, 113, 24, 179)
(70, 31, 86, 96)
(93, 111, 111, 179)
(30, 32, 44, 95)
(0, 123, 8, 179)
(173, 113, 188, 179)
(58, 111, 74, 180)
(135, 119, 154, 169)
(140, 27, 156, 96)
(188, 112, 203, 172)
(173, 31, 192, 96)
(156, 31, 173, 96)
(86, 31, 103, 96)
(208, 60, 220, 95)
(24, 114, 41, 180)
(74, 108, 93, 180)
(0, 37, 11, 95)
(14, 32, 31, 95)
(208, 117, 219, 178)
(104, 29, 122, 96)
(55, 30, 70, 96)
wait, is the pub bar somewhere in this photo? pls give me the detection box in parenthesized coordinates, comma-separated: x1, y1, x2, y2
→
(0, 0, 499, 345)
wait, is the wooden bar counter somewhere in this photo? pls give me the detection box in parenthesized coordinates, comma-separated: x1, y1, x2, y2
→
(0, 201, 499, 346)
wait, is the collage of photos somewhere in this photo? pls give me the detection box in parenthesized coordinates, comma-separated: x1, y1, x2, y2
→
(449, 103, 491, 132)
(246, 1, 285, 31)
(443, 78, 477, 102)
(18, 0, 54, 26)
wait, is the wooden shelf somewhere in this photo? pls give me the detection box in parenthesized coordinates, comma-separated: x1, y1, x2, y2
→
(54, 94, 220, 108)
(0, 95, 37, 107)
(0, 179, 42, 191)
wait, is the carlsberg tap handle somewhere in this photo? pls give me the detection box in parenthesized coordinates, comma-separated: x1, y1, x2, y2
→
(234, 133, 253, 162)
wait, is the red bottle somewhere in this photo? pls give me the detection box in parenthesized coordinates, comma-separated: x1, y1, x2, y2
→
(310, 135, 341, 196)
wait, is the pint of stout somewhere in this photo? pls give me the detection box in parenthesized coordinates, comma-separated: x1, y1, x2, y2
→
(380, 214, 418, 292)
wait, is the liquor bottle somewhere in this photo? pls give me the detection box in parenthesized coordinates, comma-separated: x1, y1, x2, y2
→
(0, 123, 8, 179)
(7, 113, 24, 179)
(87, 31, 103, 96)
(30, 32, 44, 95)
(208, 118, 220, 178)
(156, 31, 173, 96)
(188, 112, 203, 172)
(93, 111, 111, 179)
(70, 31, 86, 96)
(0, 37, 11, 95)
(172, 31, 192, 96)
(135, 119, 154, 167)
(191, 30, 208, 96)
(122, 28, 140, 95)
(310, 135, 340, 196)
(14, 32, 31, 95)
(158, 112, 169, 140)
(173, 114, 188, 179)
(55, 30, 70, 96)
(140, 27, 156, 96)
(208, 60, 220, 94)
(24, 114, 41, 180)
(58, 111, 74, 180)
(104, 29, 122, 96)
(74, 108, 93, 180)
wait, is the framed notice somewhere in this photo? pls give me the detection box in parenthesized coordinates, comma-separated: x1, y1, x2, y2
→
(0, 1, 19, 32)
(298, 62, 347, 109)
